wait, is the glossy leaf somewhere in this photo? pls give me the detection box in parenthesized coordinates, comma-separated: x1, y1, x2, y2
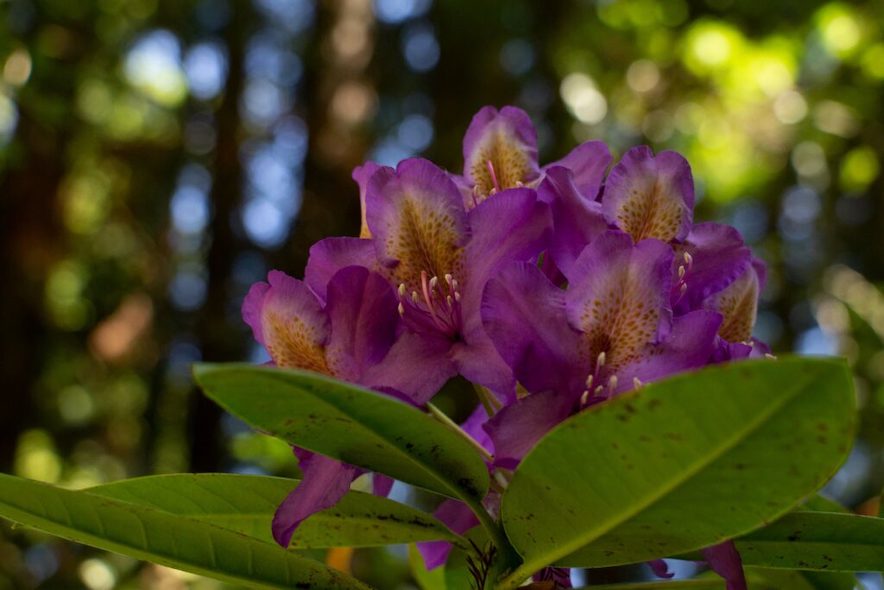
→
(499, 358, 855, 583)
(747, 567, 858, 590)
(89, 474, 461, 548)
(194, 364, 489, 505)
(0, 474, 368, 589)
(733, 511, 884, 572)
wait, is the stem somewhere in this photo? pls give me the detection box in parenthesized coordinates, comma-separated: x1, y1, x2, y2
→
(496, 560, 540, 590)
(426, 402, 494, 463)
(474, 384, 502, 417)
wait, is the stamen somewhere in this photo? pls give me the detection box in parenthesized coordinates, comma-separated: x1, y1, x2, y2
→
(679, 283, 688, 296)
(446, 295, 454, 308)
(398, 283, 407, 297)
(678, 265, 686, 279)
(765, 353, 777, 360)
(579, 389, 590, 407)
(597, 351, 606, 369)
(454, 291, 461, 302)
(411, 291, 420, 303)
(608, 375, 618, 391)
(397, 302, 405, 316)
(444, 273, 453, 286)
(486, 159, 501, 193)
(594, 384, 604, 396)
(683, 252, 693, 269)
(633, 377, 643, 389)
(585, 374, 594, 389)
(429, 276, 439, 291)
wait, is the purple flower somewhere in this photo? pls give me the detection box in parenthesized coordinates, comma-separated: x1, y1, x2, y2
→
(457, 105, 612, 207)
(242, 266, 452, 546)
(482, 230, 722, 466)
(306, 157, 552, 398)
(702, 541, 748, 590)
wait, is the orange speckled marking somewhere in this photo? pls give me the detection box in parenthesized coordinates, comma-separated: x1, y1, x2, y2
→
(709, 269, 759, 342)
(615, 180, 686, 243)
(469, 132, 533, 199)
(578, 269, 661, 371)
(263, 312, 330, 374)
(384, 197, 463, 289)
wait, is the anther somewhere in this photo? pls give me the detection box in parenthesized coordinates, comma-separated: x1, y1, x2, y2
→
(444, 274, 453, 286)
(683, 252, 693, 267)
(765, 353, 777, 360)
(678, 265, 686, 279)
(454, 292, 461, 302)
(633, 377, 643, 389)
(597, 351, 606, 368)
(411, 291, 420, 303)
(397, 302, 405, 316)
(594, 385, 604, 396)
(429, 276, 439, 291)
(585, 374, 594, 389)
(446, 295, 454, 308)
(608, 375, 618, 391)
(679, 283, 688, 296)
(398, 283, 407, 297)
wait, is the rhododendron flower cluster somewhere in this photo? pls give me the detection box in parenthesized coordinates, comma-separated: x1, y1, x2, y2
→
(242, 106, 766, 589)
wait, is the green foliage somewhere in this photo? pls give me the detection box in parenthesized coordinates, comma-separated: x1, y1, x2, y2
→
(89, 473, 462, 549)
(733, 511, 884, 571)
(193, 364, 490, 504)
(0, 473, 369, 589)
(498, 358, 855, 583)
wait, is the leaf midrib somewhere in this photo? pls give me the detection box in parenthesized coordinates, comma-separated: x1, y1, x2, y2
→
(519, 364, 824, 572)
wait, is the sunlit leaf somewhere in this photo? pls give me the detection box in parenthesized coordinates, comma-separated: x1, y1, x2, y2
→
(0, 474, 368, 589)
(194, 364, 490, 506)
(89, 473, 461, 549)
(499, 358, 855, 584)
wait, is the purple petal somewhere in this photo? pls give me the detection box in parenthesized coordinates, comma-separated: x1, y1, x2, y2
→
(648, 559, 674, 579)
(462, 187, 551, 313)
(325, 266, 399, 382)
(450, 327, 516, 402)
(462, 106, 540, 200)
(566, 231, 674, 375)
(363, 331, 457, 405)
(352, 161, 385, 238)
(372, 474, 394, 497)
(482, 261, 584, 395)
(702, 541, 747, 590)
(417, 499, 479, 570)
(484, 389, 576, 468)
(602, 146, 694, 243)
(704, 262, 762, 343)
(272, 453, 361, 547)
(365, 158, 469, 290)
(305, 237, 378, 301)
(544, 140, 612, 200)
(539, 166, 609, 276)
(675, 222, 752, 314)
(242, 271, 331, 372)
(623, 309, 722, 389)
(460, 404, 495, 456)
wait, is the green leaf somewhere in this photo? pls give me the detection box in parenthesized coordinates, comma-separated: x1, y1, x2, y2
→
(88, 474, 461, 549)
(0, 473, 368, 589)
(194, 364, 489, 506)
(499, 358, 855, 584)
(732, 511, 884, 572)
(556, 580, 775, 590)
(408, 544, 448, 590)
(748, 567, 858, 590)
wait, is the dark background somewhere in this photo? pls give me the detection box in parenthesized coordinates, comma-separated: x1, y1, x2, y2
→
(1, 0, 883, 588)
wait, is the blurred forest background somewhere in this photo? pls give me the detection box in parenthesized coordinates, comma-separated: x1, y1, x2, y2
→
(0, 0, 883, 588)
